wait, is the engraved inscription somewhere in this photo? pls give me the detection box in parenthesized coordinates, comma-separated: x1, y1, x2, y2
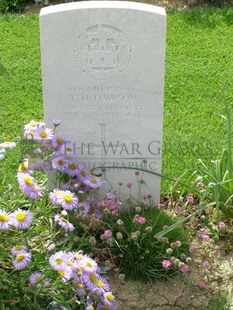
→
(63, 84, 142, 120)
(74, 25, 132, 80)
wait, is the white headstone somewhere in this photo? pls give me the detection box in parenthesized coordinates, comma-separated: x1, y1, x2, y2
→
(40, 1, 166, 204)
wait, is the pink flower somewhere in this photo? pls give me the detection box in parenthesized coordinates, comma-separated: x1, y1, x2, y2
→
(162, 260, 172, 269)
(127, 182, 132, 188)
(203, 234, 210, 241)
(187, 195, 194, 204)
(218, 222, 226, 230)
(198, 282, 207, 290)
(175, 205, 182, 212)
(103, 230, 112, 239)
(157, 204, 165, 211)
(189, 244, 196, 253)
(203, 260, 211, 269)
(134, 216, 146, 225)
(142, 194, 148, 200)
(180, 264, 190, 273)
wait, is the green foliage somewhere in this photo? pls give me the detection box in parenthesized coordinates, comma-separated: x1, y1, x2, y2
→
(171, 97, 233, 219)
(103, 207, 189, 282)
(0, 0, 25, 13)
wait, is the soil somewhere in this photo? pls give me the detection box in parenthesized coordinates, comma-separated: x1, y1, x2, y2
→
(107, 249, 233, 310)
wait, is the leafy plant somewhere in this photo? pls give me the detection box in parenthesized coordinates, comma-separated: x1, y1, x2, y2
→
(103, 206, 190, 282)
(0, 0, 25, 13)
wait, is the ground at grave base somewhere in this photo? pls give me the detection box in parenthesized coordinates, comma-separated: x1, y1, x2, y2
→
(106, 249, 233, 310)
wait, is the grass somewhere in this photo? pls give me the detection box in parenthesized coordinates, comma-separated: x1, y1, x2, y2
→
(0, 8, 233, 193)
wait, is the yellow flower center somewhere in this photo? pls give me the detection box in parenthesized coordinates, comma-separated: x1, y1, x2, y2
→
(63, 194, 72, 203)
(97, 280, 104, 288)
(81, 170, 87, 177)
(86, 262, 92, 268)
(66, 147, 72, 152)
(15, 245, 23, 250)
(69, 163, 77, 170)
(77, 267, 83, 274)
(16, 254, 25, 262)
(24, 175, 33, 186)
(61, 217, 69, 224)
(57, 159, 64, 166)
(106, 293, 114, 301)
(55, 258, 63, 265)
(39, 131, 47, 138)
(58, 270, 64, 277)
(16, 213, 26, 222)
(56, 138, 63, 145)
(77, 283, 83, 289)
(0, 214, 8, 222)
(74, 253, 83, 260)
(36, 276, 43, 283)
(103, 307, 111, 310)
(89, 273, 97, 283)
(90, 179, 97, 184)
(18, 162, 29, 172)
(68, 260, 73, 266)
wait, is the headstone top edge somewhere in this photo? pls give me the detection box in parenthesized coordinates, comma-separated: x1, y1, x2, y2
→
(39, 1, 166, 17)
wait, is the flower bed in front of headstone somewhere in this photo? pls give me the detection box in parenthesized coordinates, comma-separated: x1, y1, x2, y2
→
(0, 119, 232, 309)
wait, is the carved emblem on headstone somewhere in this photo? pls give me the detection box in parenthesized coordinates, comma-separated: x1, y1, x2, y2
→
(74, 24, 132, 80)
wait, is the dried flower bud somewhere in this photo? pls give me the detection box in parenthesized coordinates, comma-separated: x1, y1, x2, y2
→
(135, 207, 141, 213)
(145, 226, 153, 233)
(116, 232, 123, 240)
(117, 219, 124, 226)
(178, 262, 185, 268)
(166, 248, 173, 255)
(180, 254, 186, 260)
(174, 259, 180, 266)
(89, 236, 97, 247)
(118, 274, 125, 281)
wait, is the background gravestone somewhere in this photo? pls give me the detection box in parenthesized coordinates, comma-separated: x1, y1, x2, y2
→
(40, 1, 166, 203)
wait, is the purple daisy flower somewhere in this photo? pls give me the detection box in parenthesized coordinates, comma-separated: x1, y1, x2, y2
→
(24, 120, 45, 139)
(75, 279, 85, 296)
(13, 252, 32, 269)
(17, 172, 36, 193)
(0, 210, 11, 230)
(49, 251, 68, 270)
(52, 156, 68, 172)
(103, 291, 115, 307)
(59, 142, 76, 157)
(52, 135, 65, 148)
(80, 255, 98, 274)
(11, 245, 27, 256)
(54, 214, 75, 232)
(78, 200, 90, 215)
(33, 126, 53, 142)
(83, 176, 102, 189)
(49, 189, 64, 205)
(29, 272, 43, 286)
(57, 190, 79, 210)
(0, 141, 16, 149)
(65, 160, 80, 176)
(26, 184, 43, 199)
(10, 209, 33, 230)
(92, 276, 110, 295)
